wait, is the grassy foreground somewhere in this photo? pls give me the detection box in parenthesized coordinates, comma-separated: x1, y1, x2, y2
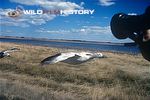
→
(0, 42, 150, 100)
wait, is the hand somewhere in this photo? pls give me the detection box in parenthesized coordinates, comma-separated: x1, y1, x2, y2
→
(143, 29, 150, 42)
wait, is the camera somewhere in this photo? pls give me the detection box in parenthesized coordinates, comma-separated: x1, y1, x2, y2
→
(110, 6, 150, 61)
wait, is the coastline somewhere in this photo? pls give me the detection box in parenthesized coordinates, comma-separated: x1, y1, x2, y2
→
(0, 36, 136, 45)
(0, 36, 139, 54)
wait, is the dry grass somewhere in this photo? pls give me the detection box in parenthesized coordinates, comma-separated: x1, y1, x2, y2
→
(0, 42, 150, 100)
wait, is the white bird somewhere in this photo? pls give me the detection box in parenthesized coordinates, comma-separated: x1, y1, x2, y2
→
(0, 48, 20, 58)
(41, 52, 107, 65)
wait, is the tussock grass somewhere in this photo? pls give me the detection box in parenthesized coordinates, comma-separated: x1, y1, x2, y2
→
(0, 42, 150, 100)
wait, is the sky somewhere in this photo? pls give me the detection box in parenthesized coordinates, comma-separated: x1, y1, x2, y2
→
(0, 0, 150, 42)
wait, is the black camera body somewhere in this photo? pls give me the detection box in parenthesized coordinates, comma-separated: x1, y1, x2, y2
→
(110, 6, 150, 61)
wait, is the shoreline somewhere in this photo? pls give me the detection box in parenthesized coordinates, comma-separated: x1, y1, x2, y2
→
(0, 42, 139, 56)
(0, 36, 139, 55)
(0, 36, 136, 46)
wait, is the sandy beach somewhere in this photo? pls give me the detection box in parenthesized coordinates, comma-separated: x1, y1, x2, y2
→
(0, 42, 150, 100)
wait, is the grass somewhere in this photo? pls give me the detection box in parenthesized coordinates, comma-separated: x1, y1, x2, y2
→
(0, 42, 150, 100)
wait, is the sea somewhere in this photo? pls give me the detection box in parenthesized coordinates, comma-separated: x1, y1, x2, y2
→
(0, 37, 140, 54)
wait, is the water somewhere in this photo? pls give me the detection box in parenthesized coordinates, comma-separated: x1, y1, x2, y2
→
(0, 37, 140, 54)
